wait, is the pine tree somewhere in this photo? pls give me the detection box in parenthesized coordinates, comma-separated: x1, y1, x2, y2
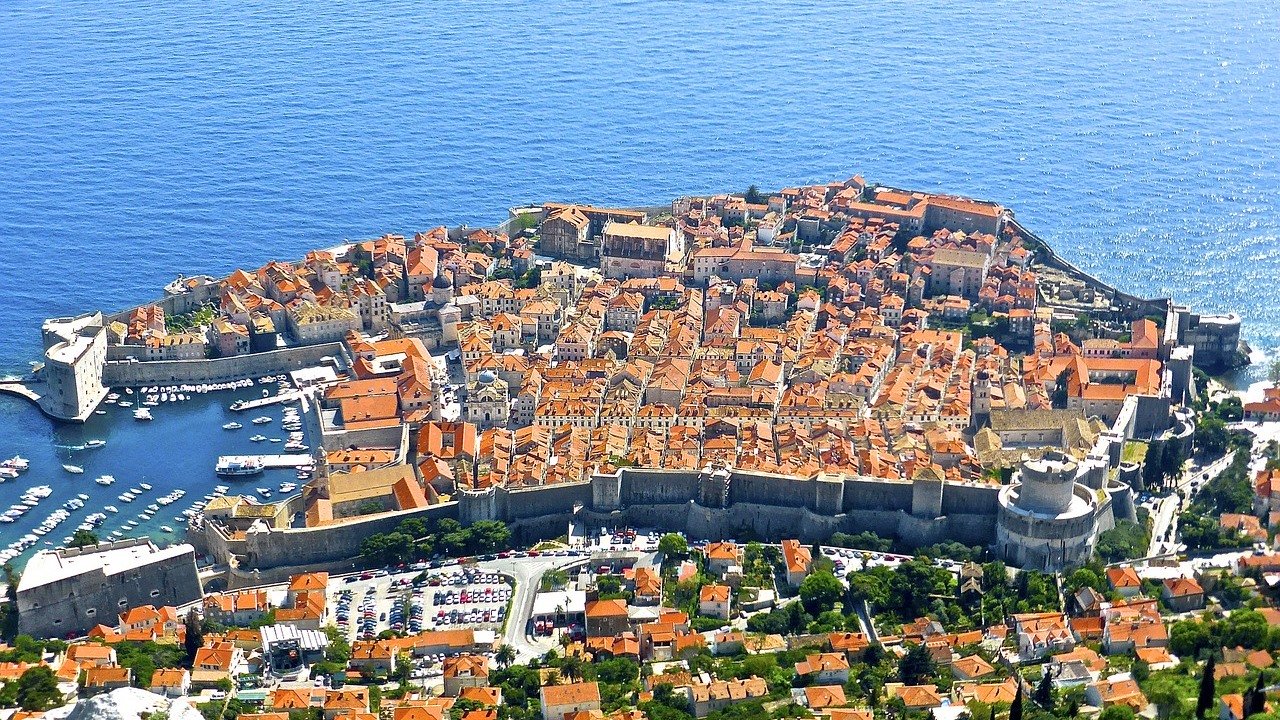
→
(184, 608, 203, 663)
(1196, 656, 1216, 720)
(1011, 682, 1024, 720)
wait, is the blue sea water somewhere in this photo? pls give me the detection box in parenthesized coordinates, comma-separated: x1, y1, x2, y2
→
(0, 0, 1278, 562)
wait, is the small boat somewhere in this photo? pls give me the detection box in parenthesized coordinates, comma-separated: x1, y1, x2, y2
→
(3, 456, 30, 471)
(63, 464, 84, 474)
(269, 438, 282, 443)
(95, 410, 106, 415)
(139, 483, 152, 491)
(84, 440, 106, 449)
(77, 493, 89, 500)
(117, 401, 133, 408)
(252, 416, 272, 425)
(105, 506, 118, 513)
(95, 475, 115, 486)
(223, 422, 243, 430)
(250, 435, 267, 442)
(160, 526, 174, 533)
(133, 408, 153, 421)
(0, 468, 17, 480)
(256, 488, 272, 497)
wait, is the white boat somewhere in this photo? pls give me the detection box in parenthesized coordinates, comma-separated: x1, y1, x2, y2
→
(107, 393, 120, 401)
(269, 438, 282, 443)
(105, 505, 118, 513)
(215, 457, 264, 477)
(252, 416, 272, 425)
(0, 468, 17, 480)
(250, 435, 267, 442)
(117, 401, 133, 408)
(133, 408, 153, 421)
(160, 526, 174, 533)
(256, 488, 271, 497)
(223, 422, 243, 430)
(84, 440, 106, 449)
(63, 464, 84, 474)
(95, 410, 106, 415)
(77, 493, 89, 500)
(139, 483, 152, 491)
(118, 495, 134, 503)
(4, 456, 30, 471)
(95, 475, 116, 486)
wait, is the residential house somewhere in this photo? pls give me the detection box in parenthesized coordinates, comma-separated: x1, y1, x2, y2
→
(1162, 577, 1205, 613)
(795, 653, 851, 685)
(149, 668, 190, 698)
(698, 584, 732, 621)
(781, 539, 812, 588)
(442, 655, 490, 696)
(540, 681, 602, 720)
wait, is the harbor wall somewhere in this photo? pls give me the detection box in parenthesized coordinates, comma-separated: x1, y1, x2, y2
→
(102, 343, 346, 387)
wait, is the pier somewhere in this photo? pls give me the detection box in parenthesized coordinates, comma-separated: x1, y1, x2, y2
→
(229, 390, 303, 412)
(217, 454, 314, 469)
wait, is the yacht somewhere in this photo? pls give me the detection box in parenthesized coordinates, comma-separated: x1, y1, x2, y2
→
(139, 483, 153, 491)
(95, 475, 116, 486)
(222, 422, 243, 430)
(105, 506, 118, 513)
(250, 434, 267, 442)
(77, 493, 89, 500)
(252, 416, 272, 425)
(63, 464, 84, 474)
(215, 457, 264, 477)
(160, 526, 174, 533)
(269, 438, 282, 443)
(117, 401, 133, 408)
(0, 468, 17, 481)
(118, 494, 134, 503)
(133, 408, 153, 421)
(256, 488, 272, 497)
(84, 439, 106, 449)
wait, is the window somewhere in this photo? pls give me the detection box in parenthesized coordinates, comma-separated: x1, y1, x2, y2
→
(150, 590, 161, 598)
(86, 608, 96, 616)
(119, 599, 128, 607)
(53, 619, 61, 625)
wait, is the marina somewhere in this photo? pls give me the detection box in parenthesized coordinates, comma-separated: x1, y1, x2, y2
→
(0, 376, 312, 567)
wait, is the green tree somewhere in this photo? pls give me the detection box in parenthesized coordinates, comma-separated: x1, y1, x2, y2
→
(1035, 668, 1054, 708)
(1197, 656, 1216, 720)
(495, 644, 516, 670)
(744, 185, 764, 204)
(1196, 416, 1230, 457)
(68, 529, 99, 548)
(184, 608, 204, 663)
(1100, 706, 1135, 720)
(1143, 439, 1166, 490)
(15, 666, 61, 711)
(658, 534, 689, 558)
(1010, 682, 1024, 720)
(898, 643, 936, 685)
(798, 571, 843, 615)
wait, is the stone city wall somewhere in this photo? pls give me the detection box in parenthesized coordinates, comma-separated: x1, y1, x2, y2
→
(102, 342, 346, 386)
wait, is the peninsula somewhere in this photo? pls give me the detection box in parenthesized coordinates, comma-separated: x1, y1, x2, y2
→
(7, 177, 1280, 720)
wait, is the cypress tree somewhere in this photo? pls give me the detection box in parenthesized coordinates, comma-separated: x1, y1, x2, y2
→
(1011, 682, 1024, 720)
(1246, 673, 1266, 717)
(1197, 656, 1216, 720)
(1035, 667, 1054, 708)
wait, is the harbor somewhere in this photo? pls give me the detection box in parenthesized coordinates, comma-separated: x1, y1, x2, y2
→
(0, 375, 314, 569)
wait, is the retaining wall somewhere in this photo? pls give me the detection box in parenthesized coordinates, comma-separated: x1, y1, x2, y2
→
(102, 342, 346, 386)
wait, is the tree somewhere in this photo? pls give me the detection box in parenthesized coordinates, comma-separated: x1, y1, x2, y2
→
(1245, 673, 1266, 717)
(558, 655, 584, 683)
(898, 643, 936, 685)
(68, 529, 99, 548)
(1100, 707, 1135, 720)
(798, 571, 843, 615)
(658, 534, 688, 559)
(1035, 667, 1054, 708)
(1269, 359, 1280, 385)
(1197, 656, 1216, 720)
(496, 644, 516, 670)
(1010, 681, 1024, 720)
(184, 608, 204, 663)
(744, 185, 764, 204)
(1143, 439, 1166, 490)
(1162, 438, 1188, 484)
(15, 666, 61, 711)
(1052, 370, 1070, 409)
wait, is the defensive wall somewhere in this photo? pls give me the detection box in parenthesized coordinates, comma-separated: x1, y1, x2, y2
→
(102, 342, 347, 386)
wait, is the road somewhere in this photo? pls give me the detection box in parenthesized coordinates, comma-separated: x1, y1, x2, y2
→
(1146, 451, 1236, 558)
(477, 554, 587, 664)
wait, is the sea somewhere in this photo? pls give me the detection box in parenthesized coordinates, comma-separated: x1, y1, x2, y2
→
(0, 0, 1277, 566)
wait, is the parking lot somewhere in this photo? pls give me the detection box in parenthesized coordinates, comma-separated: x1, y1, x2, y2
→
(331, 566, 512, 643)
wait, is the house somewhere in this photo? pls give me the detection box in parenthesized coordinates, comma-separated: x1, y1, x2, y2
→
(1162, 577, 1206, 613)
(954, 679, 1019, 705)
(584, 599, 631, 638)
(117, 605, 182, 639)
(350, 640, 397, 675)
(65, 643, 116, 668)
(794, 653, 850, 685)
(887, 684, 945, 710)
(458, 686, 502, 707)
(951, 655, 996, 681)
(689, 676, 769, 718)
(149, 668, 190, 698)
(698, 584, 732, 621)
(1086, 676, 1149, 713)
(1135, 647, 1178, 671)
(828, 632, 870, 659)
(633, 567, 662, 606)
(704, 542, 742, 577)
(192, 641, 244, 685)
(204, 589, 271, 626)
(82, 666, 132, 695)
(442, 654, 490, 696)
(802, 685, 848, 711)
(1106, 567, 1143, 597)
(1102, 619, 1168, 655)
(781, 539, 813, 588)
(540, 681, 602, 720)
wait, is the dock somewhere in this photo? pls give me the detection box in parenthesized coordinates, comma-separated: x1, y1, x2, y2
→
(217, 454, 313, 469)
(229, 390, 303, 412)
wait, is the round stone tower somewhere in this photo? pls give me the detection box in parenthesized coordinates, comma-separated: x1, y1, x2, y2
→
(1015, 452, 1077, 515)
(432, 273, 454, 305)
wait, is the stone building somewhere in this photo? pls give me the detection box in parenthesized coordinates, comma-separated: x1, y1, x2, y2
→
(40, 312, 108, 421)
(996, 452, 1105, 572)
(17, 539, 202, 638)
(601, 222, 682, 280)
